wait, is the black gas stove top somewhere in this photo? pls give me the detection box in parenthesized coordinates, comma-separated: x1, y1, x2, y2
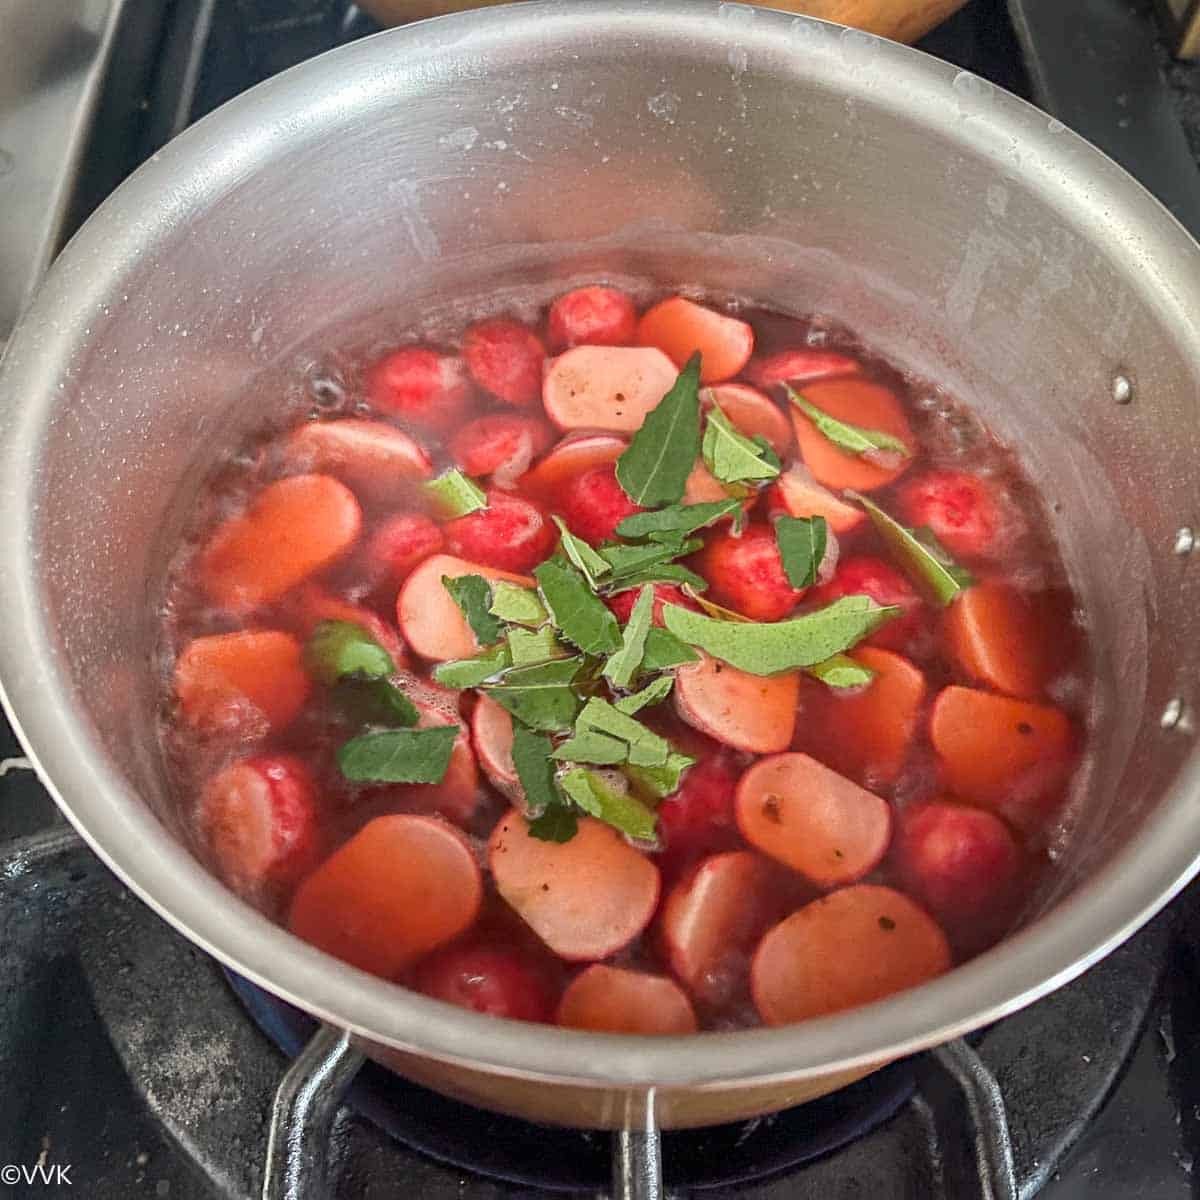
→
(4, 1, 1200, 1197)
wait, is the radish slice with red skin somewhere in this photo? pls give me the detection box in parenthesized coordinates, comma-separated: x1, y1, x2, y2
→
(556, 964, 697, 1034)
(488, 810, 661, 962)
(281, 418, 433, 502)
(199, 754, 319, 894)
(944, 582, 1054, 700)
(397, 553, 534, 662)
(518, 433, 626, 499)
(659, 850, 790, 1006)
(745, 348, 862, 389)
(542, 345, 679, 433)
(412, 944, 557, 1022)
(703, 383, 793, 457)
(288, 815, 483, 979)
(364, 348, 473, 432)
(472, 694, 523, 803)
(449, 413, 556, 480)
(751, 885, 951, 1025)
(674, 653, 799, 755)
(278, 582, 408, 668)
(385, 695, 479, 828)
(558, 463, 645, 545)
(361, 514, 445, 596)
(695, 524, 807, 622)
(768, 463, 865, 536)
(547, 286, 638, 351)
(200, 474, 362, 611)
(735, 752, 892, 887)
(463, 318, 546, 407)
(175, 630, 310, 737)
(636, 296, 754, 384)
(443, 488, 557, 574)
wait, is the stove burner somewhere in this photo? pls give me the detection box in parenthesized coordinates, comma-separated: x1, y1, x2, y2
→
(225, 970, 917, 1192)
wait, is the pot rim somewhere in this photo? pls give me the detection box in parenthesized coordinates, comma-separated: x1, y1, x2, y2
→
(2, 0, 1199, 1091)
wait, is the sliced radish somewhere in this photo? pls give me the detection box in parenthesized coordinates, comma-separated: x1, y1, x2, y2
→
(636, 296, 754, 384)
(556, 965, 697, 1034)
(361, 513, 445, 595)
(518, 433, 626, 498)
(800, 647, 926, 787)
(696, 524, 807, 622)
(386, 694, 479, 828)
(559, 463, 644, 545)
(769, 464, 865, 536)
(449, 413, 556, 479)
(364, 348, 473, 432)
(674, 653, 799, 754)
(280, 418, 433, 503)
(444, 487, 557, 574)
(547, 286, 638, 351)
(198, 754, 318, 895)
(703, 383, 793, 456)
(542, 345, 678, 433)
(659, 850, 788, 1006)
(288, 814, 482, 978)
(897, 468, 1011, 562)
(790, 379, 916, 493)
(751, 884, 951, 1025)
(745, 348, 862, 389)
(736, 753, 892, 887)
(808, 555, 925, 655)
(929, 686, 1074, 825)
(944, 582, 1054, 700)
(174, 629, 310, 738)
(606, 583, 699, 628)
(892, 801, 1022, 938)
(463, 318, 546, 407)
(655, 751, 742, 883)
(411, 943, 556, 1022)
(488, 809, 660, 962)
(682, 459, 734, 506)
(200, 474, 362, 611)
(397, 553, 533, 662)
(472, 693, 522, 802)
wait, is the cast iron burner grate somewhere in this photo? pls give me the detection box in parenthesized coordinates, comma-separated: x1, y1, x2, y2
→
(225, 970, 918, 1193)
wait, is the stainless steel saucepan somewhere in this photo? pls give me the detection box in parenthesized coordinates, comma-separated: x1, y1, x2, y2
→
(1, 0, 1198, 1134)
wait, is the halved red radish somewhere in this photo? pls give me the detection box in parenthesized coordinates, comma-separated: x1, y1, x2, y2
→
(280, 418, 433, 503)
(472, 693, 522, 802)
(289, 814, 483, 978)
(736, 753, 892, 887)
(385, 694, 479, 828)
(655, 751, 741, 876)
(751, 885, 951, 1025)
(463, 318, 545, 407)
(361, 513, 445, 595)
(558, 463, 644, 545)
(745, 348, 862, 389)
(892, 801, 1022, 935)
(636, 296, 754, 384)
(411, 943, 556, 1022)
(659, 850, 788, 1006)
(929, 686, 1074, 821)
(364, 348, 472, 431)
(768, 463, 865, 536)
(198, 754, 318, 894)
(703, 383, 793, 456)
(488, 810, 660, 962)
(790, 378, 916, 493)
(443, 487, 557, 573)
(897, 468, 1010, 562)
(556, 965, 697, 1034)
(397, 554, 534, 662)
(944, 582, 1054, 700)
(518, 433, 626, 498)
(449, 413, 556, 480)
(175, 630, 310, 737)
(674, 653, 799, 755)
(200, 474, 362, 611)
(542, 345, 678, 432)
(807, 556, 925, 655)
(606, 583, 698, 628)
(278, 582, 408, 668)
(801, 648, 926, 787)
(696, 524, 807, 622)
(547, 286, 638, 351)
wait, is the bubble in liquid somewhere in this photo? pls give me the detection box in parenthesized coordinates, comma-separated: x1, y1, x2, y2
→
(307, 373, 347, 409)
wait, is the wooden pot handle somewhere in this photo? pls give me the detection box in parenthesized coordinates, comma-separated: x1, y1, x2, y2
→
(357, 0, 965, 45)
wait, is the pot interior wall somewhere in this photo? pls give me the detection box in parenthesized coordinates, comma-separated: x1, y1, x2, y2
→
(4, 4, 1199, 1094)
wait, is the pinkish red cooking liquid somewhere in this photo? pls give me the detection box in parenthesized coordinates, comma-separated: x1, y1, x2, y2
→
(156, 286, 1090, 1034)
